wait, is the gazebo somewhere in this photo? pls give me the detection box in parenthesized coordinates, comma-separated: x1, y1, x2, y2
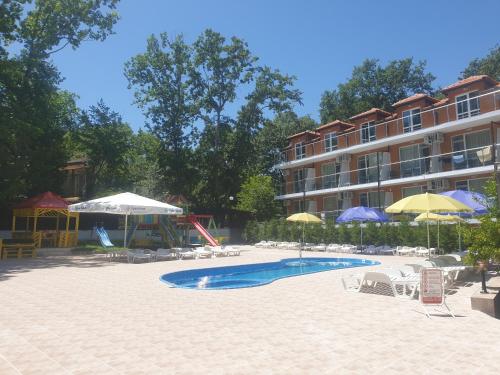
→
(12, 192, 80, 248)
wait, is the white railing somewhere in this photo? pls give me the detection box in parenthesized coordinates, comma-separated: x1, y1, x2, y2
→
(278, 88, 500, 165)
(278, 144, 498, 196)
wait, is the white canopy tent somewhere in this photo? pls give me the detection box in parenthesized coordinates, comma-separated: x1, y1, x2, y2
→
(68, 192, 183, 247)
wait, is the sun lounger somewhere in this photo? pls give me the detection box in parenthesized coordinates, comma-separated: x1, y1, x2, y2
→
(415, 247, 436, 257)
(223, 246, 240, 256)
(326, 244, 341, 252)
(357, 270, 419, 298)
(176, 247, 196, 260)
(154, 248, 177, 261)
(206, 245, 228, 257)
(377, 245, 396, 255)
(311, 243, 326, 252)
(127, 249, 153, 263)
(194, 246, 213, 258)
(396, 246, 416, 256)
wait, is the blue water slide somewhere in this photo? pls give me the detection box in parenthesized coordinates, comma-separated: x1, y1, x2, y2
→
(96, 227, 114, 248)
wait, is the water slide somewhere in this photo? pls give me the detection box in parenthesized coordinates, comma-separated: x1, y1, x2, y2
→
(188, 216, 218, 246)
(96, 227, 114, 247)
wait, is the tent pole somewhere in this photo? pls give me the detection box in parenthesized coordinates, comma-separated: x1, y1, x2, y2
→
(124, 213, 128, 248)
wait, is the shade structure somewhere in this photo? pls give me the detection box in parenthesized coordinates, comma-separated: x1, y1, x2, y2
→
(12, 192, 80, 248)
(385, 192, 473, 214)
(439, 190, 488, 216)
(286, 212, 322, 223)
(69, 192, 183, 247)
(286, 213, 322, 260)
(415, 212, 465, 253)
(336, 206, 389, 223)
(336, 206, 388, 248)
(386, 193, 472, 257)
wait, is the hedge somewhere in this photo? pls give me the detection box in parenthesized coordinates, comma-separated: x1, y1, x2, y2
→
(243, 219, 461, 253)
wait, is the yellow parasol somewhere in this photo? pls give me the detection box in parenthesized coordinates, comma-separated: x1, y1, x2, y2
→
(415, 213, 465, 253)
(386, 193, 472, 257)
(286, 213, 322, 259)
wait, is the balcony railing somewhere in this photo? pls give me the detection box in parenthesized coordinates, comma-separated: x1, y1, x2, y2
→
(278, 144, 498, 196)
(277, 89, 500, 165)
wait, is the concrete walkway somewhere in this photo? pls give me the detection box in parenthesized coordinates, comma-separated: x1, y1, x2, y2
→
(0, 247, 499, 374)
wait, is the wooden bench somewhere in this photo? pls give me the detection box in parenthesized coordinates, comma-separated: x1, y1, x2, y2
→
(0, 239, 37, 259)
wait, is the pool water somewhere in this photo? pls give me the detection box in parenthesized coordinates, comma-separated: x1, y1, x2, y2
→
(160, 257, 380, 290)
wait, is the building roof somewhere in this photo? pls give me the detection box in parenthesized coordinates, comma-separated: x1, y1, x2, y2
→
(392, 93, 438, 107)
(317, 120, 356, 132)
(14, 192, 69, 209)
(349, 107, 392, 120)
(441, 75, 497, 93)
(286, 130, 320, 140)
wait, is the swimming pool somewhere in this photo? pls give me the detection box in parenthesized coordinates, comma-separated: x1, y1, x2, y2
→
(160, 257, 380, 290)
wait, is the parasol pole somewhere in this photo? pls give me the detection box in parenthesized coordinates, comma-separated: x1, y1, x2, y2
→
(123, 213, 128, 248)
(426, 216, 431, 259)
(437, 220, 440, 255)
(458, 220, 462, 252)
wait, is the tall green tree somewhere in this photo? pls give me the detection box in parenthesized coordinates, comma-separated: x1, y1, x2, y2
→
(255, 112, 316, 174)
(0, 0, 120, 207)
(461, 45, 500, 81)
(236, 175, 282, 221)
(72, 100, 134, 198)
(125, 33, 198, 196)
(319, 58, 435, 123)
(191, 29, 257, 214)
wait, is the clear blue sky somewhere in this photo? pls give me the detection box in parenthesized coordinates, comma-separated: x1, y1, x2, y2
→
(52, 0, 500, 131)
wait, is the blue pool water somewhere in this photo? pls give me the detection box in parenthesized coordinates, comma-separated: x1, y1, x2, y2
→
(160, 257, 380, 290)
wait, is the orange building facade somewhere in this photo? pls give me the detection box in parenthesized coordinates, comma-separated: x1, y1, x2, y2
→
(275, 75, 500, 218)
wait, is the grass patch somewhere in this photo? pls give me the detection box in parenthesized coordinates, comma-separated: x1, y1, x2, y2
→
(71, 244, 128, 254)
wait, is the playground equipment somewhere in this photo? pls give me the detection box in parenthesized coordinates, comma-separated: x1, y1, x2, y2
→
(95, 227, 114, 248)
(177, 214, 219, 246)
(11, 192, 80, 248)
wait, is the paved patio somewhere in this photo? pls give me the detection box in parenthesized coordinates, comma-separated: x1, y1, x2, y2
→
(0, 247, 499, 374)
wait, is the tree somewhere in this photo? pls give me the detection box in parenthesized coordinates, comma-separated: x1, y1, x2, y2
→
(255, 112, 316, 175)
(191, 29, 257, 215)
(72, 100, 134, 197)
(124, 33, 198, 196)
(463, 179, 500, 267)
(128, 130, 161, 197)
(461, 45, 500, 81)
(319, 58, 435, 123)
(236, 175, 282, 221)
(0, 0, 120, 209)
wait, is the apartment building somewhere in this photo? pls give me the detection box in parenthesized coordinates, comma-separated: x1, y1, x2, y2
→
(275, 75, 500, 218)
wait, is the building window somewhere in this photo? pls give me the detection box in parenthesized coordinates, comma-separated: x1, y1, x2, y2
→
(452, 130, 491, 170)
(321, 162, 340, 189)
(456, 91, 480, 119)
(455, 178, 488, 194)
(361, 122, 376, 143)
(323, 196, 338, 218)
(324, 132, 338, 152)
(402, 186, 423, 198)
(402, 108, 421, 133)
(359, 191, 385, 208)
(295, 142, 306, 159)
(399, 144, 430, 178)
(293, 169, 305, 193)
(358, 153, 379, 184)
(292, 200, 305, 213)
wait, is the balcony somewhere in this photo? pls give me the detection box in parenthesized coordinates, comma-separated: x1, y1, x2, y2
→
(276, 89, 500, 169)
(277, 145, 497, 199)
